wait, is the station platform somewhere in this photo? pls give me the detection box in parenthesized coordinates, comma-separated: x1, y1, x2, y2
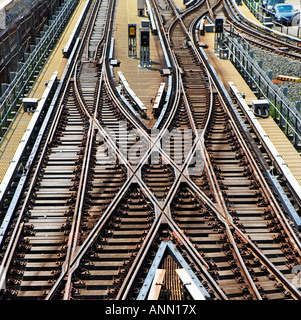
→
(200, 30, 301, 187)
(238, 2, 262, 24)
(113, 0, 166, 128)
(0, 0, 87, 183)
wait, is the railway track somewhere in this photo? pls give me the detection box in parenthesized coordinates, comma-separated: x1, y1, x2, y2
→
(69, 184, 155, 300)
(152, 0, 301, 300)
(0, 73, 89, 299)
(0, 0, 121, 300)
(223, 0, 301, 60)
(1, 0, 301, 301)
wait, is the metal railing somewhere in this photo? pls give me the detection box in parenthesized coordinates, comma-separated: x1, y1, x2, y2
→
(243, 0, 301, 37)
(0, 0, 79, 140)
(220, 31, 301, 148)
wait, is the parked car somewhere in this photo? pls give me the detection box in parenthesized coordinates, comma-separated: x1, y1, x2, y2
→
(262, 0, 285, 14)
(262, 0, 268, 7)
(273, 3, 298, 25)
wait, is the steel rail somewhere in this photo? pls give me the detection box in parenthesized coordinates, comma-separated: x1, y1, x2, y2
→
(162, 0, 301, 299)
(92, 0, 111, 62)
(59, 89, 167, 300)
(38, 0, 301, 301)
(66, 0, 117, 268)
(118, 212, 229, 300)
(115, 214, 163, 300)
(83, 0, 103, 61)
(56, 0, 300, 300)
(232, 223, 301, 300)
(45, 0, 179, 299)
(0, 222, 24, 291)
(44, 0, 137, 299)
(183, 0, 301, 259)
(62, 85, 94, 299)
(225, 0, 301, 58)
(163, 0, 266, 300)
(54, 78, 210, 299)
(45, 0, 225, 300)
(187, 4, 267, 300)
(0, 36, 83, 292)
(119, 0, 264, 299)
(193, 2, 301, 298)
(0, 0, 289, 301)
(225, 0, 301, 48)
(123, 3, 276, 300)
(48, 0, 114, 298)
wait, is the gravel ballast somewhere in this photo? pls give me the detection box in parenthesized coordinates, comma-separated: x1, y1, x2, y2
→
(249, 45, 301, 104)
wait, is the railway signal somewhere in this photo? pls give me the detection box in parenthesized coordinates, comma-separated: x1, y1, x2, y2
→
(215, 18, 224, 33)
(128, 24, 137, 58)
(139, 22, 151, 68)
(214, 18, 224, 52)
